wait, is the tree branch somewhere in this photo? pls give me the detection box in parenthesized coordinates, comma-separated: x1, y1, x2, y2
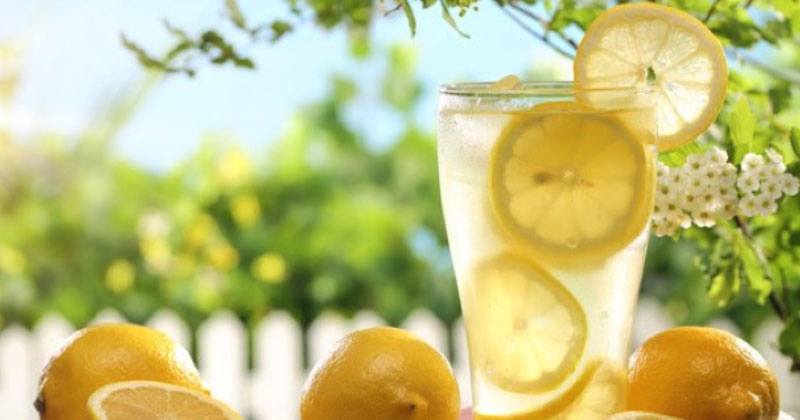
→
(703, 0, 723, 23)
(498, 5, 575, 61)
(733, 215, 789, 322)
(507, 1, 578, 50)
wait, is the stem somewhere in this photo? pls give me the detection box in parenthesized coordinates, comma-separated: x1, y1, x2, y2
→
(507, 1, 579, 50)
(498, 5, 575, 61)
(733, 215, 789, 322)
(703, 0, 723, 23)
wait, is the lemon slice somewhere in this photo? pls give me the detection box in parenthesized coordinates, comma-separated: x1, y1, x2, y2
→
(469, 252, 587, 393)
(488, 102, 654, 263)
(607, 413, 684, 420)
(574, 3, 727, 151)
(476, 359, 626, 419)
(87, 381, 241, 420)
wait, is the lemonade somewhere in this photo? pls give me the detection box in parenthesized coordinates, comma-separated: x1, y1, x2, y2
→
(438, 84, 656, 418)
(437, 2, 729, 417)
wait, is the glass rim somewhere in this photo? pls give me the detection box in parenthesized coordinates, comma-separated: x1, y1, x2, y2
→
(439, 80, 655, 97)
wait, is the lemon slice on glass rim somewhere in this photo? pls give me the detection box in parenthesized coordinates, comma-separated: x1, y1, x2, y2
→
(488, 101, 655, 263)
(574, 2, 728, 151)
(468, 252, 587, 393)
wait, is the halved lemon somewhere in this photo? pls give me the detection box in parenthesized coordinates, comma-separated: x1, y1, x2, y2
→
(87, 381, 241, 420)
(468, 252, 587, 393)
(488, 102, 654, 263)
(574, 3, 728, 151)
(476, 358, 626, 419)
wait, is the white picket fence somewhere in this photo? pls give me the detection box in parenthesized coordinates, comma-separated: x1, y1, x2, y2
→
(1, 300, 798, 419)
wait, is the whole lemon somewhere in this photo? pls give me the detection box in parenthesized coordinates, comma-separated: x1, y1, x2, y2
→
(300, 326, 460, 420)
(627, 326, 780, 420)
(34, 323, 206, 420)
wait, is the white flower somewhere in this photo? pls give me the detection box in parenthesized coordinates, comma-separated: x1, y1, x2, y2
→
(686, 175, 707, 194)
(741, 153, 765, 172)
(716, 185, 737, 200)
(780, 173, 800, 195)
(759, 162, 786, 180)
(697, 165, 720, 184)
(766, 148, 784, 164)
(739, 194, 759, 217)
(718, 199, 739, 219)
(652, 218, 678, 237)
(719, 163, 737, 184)
(656, 161, 670, 178)
(668, 209, 692, 229)
(736, 171, 760, 194)
(666, 170, 687, 189)
(656, 184, 672, 203)
(698, 191, 721, 211)
(760, 178, 783, 200)
(681, 191, 703, 212)
(684, 153, 705, 173)
(692, 209, 716, 227)
(707, 147, 728, 165)
(756, 195, 778, 217)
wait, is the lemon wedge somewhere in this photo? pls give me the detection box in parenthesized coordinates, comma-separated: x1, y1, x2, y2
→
(87, 381, 241, 420)
(488, 101, 654, 263)
(574, 3, 727, 151)
(467, 252, 587, 393)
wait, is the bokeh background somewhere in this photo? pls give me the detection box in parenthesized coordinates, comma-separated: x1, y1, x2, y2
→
(1, 0, 799, 419)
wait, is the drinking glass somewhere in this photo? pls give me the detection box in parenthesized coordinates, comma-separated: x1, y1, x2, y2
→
(438, 82, 657, 419)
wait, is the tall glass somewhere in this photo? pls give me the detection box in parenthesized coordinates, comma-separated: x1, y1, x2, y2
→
(438, 82, 657, 419)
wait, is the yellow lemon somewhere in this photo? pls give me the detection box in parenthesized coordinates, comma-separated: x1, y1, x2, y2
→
(35, 323, 206, 420)
(300, 326, 460, 420)
(627, 326, 780, 420)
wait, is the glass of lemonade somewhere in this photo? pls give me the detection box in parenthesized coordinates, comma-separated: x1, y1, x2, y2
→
(438, 81, 657, 419)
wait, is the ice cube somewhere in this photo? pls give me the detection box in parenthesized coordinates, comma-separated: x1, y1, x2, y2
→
(487, 75, 523, 91)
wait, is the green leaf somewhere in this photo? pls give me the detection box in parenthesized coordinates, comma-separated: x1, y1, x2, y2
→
(658, 141, 707, 167)
(730, 96, 756, 162)
(399, 0, 417, 36)
(120, 34, 190, 76)
(421, 0, 437, 8)
(779, 319, 800, 360)
(439, 0, 470, 38)
(270, 21, 292, 42)
(707, 264, 740, 307)
(738, 241, 772, 305)
(768, 82, 792, 114)
(790, 127, 800, 159)
(225, 0, 247, 30)
(163, 20, 191, 40)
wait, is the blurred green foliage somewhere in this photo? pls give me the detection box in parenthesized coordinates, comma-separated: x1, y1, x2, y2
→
(0, 45, 457, 348)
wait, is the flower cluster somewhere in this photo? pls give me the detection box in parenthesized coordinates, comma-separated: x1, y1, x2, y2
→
(652, 147, 800, 237)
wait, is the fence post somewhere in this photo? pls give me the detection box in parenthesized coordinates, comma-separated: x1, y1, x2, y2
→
(198, 312, 247, 416)
(250, 311, 303, 420)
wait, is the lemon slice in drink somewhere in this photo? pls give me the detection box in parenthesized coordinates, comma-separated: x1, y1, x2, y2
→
(87, 381, 241, 420)
(488, 102, 654, 263)
(469, 253, 587, 393)
(574, 3, 727, 151)
(476, 359, 626, 419)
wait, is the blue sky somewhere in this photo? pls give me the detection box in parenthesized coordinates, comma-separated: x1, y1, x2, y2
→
(0, 0, 571, 171)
